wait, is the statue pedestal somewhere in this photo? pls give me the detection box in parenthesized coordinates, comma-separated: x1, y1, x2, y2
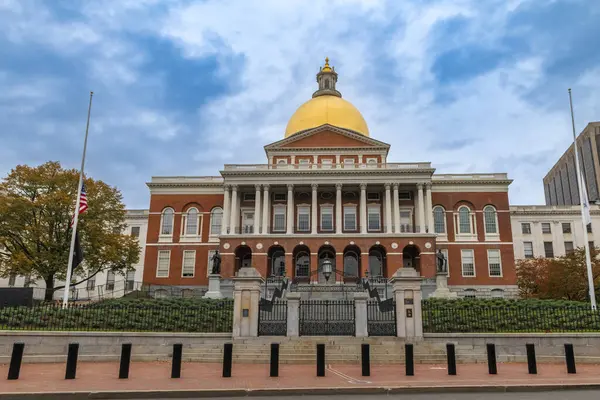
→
(430, 273, 457, 299)
(204, 274, 224, 299)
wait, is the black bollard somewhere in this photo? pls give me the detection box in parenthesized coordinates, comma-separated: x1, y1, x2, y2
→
(565, 343, 576, 374)
(171, 344, 182, 379)
(405, 343, 414, 376)
(487, 343, 497, 375)
(361, 344, 370, 377)
(223, 343, 233, 378)
(119, 343, 132, 379)
(7, 343, 25, 380)
(446, 343, 456, 376)
(526, 343, 537, 375)
(316, 344, 325, 377)
(65, 343, 79, 380)
(270, 343, 279, 377)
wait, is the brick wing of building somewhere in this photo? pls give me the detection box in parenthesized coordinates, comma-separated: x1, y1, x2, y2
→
(143, 58, 518, 299)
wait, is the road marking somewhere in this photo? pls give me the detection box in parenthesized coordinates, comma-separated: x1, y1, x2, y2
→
(327, 364, 372, 384)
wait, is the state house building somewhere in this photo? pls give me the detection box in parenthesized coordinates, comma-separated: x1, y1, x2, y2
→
(143, 59, 518, 298)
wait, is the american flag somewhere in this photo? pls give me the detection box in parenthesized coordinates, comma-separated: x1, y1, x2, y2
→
(70, 183, 88, 227)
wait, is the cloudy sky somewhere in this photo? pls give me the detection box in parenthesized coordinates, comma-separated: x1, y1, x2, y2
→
(1, 0, 599, 209)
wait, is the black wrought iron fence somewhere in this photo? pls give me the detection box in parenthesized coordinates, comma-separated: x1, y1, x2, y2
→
(0, 300, 234, 333)
(258, 300, 287, 336)
(422, 300, 600, 333)
(367, 300, 396, 336)
(299, 300, 355, 336)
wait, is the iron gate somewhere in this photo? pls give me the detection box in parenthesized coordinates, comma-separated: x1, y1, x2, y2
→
(299, 300, 355, 336)
(258, 300, 287, 336)
(367, 300, 397, 336)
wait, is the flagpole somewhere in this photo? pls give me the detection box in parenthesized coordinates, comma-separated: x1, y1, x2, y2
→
(63, 91, 94, 309)
(569, 88, 597, 310)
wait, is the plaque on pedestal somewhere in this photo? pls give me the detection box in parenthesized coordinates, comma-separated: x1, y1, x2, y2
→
(430, 273, 457, 299)
(204, 274, 224, 299)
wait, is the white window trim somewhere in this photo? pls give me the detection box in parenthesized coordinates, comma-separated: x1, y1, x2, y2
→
(343, 204, 358, 231)
(156, 250, 171, 278)
(320, 204, 334, 231)
(461, 249, 476, 278)
(241, 209, 255, 234)
(321, 159, 333, 169)
(483, 206, 500, 241)
(209, 207, 223, 239)
(159, 208, 175, 243)
(454, 206, 477, 241)
(297, 204, 311, 232)
(487, 249, 503, 278)
(180, 208, 203, 243)
(367, 204, 382, 232)
(541, 222, 552, 235)
(398, 207, 414, 234)
(521, 222, 532, 234)
(182, 250, 196, 278)
(523, 241, 534, 259)
(272, 204, 286, 232)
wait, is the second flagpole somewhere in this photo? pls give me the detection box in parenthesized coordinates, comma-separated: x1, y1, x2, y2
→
(63, 91, 94, 309)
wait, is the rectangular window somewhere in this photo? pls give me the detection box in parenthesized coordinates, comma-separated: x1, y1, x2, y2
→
(106, 271, 115, 291)
(320, 205, 334, 231)
(8, 274, 16, 287)
(343, 158, 355, 165)
(343, 206, 357, 231)
(398, 191, 412, 200)
(156, 250, 171, 278)
(273, 193, 286, 201)
(321, 159, 333, 168)
(544, 242, 554, 258)
(273, 206, 286, 232)
(367, 205, 381, 231)
(565, 241, 574, 254)
(521, 223, 531, 234)
(461, 249, 475, 277)
(210, 210, 222, 235)
(130, 226, 140, 238)
(297, 206, 310, 232)
(299, 159, 310, 164)
(541, 223, 551, 234)
(487, 249, 502, 277)
(182, 250, 196, 277)
(588, 223, 593, 233)
(87, 277, 96, 291)
(524, 242, 534, 258)
(367, 192, 380, 201)
(562, 223, 571, 234)
(400, 210, 412, 233)
(243, 193, 255, 202)
(126, 270, 135, 291)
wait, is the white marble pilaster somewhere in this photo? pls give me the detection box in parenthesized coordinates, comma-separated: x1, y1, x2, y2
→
(222, 184, 230, 235)
(311, 183, 318, 234)
(360, 183, 367, 234)
(336, 183, 343, 234)
(253, 184, 261, 235)
(425, 183, 433, 234)
(393, 183, 400, 234)
(286, 184, 294, 234)
(229, 185, 239, 234)
(262, 184, 270, 234)
(385, 183, 393, 233)
(417, 183, 425, 234)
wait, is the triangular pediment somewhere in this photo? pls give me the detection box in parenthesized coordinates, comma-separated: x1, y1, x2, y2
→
(265, 125, 390, 150)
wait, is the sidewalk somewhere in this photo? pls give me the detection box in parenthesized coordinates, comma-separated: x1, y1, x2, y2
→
(1, 361, 600, 398)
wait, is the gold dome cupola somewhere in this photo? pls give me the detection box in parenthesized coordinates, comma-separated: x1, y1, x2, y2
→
(313, 57, 341, 98)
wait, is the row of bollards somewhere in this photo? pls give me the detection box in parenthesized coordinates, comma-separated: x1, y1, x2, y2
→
(6, 341, 579, 380)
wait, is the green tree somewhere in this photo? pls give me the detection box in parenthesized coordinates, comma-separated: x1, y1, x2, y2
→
(0, 162, 140, 301)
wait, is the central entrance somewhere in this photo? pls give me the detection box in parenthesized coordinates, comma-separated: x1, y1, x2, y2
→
(299, 300, 355, 336)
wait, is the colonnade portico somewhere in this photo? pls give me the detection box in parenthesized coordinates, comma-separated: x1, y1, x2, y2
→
(220, 182, 435, 235)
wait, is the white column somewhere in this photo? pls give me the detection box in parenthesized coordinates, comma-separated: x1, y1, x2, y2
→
(385, 183, 392, 233)
(254, 184, 261, 235)
(336, 183, 343, 234)
(311, 183, 318, 234)
(393, 183, 400, 234)
(286, 184, 294, 234)
(425, 183, 433, 234)
(222, 184, 230, 235)
(417, 183, 425, 233)
(360, 183, 367, 234)
(229, 185, 238, 234)
(262, 184, 270, 234)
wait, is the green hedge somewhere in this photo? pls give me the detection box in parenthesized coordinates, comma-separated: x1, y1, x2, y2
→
(422, 298, 600, 333)
(0, 298, 234, 333)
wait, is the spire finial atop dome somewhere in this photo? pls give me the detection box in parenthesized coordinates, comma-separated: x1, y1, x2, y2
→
(322, 57, 332, 72)
(313, 58, 341, 98)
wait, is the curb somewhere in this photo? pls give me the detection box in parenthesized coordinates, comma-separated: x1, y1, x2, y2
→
(2, 384, 600, 399)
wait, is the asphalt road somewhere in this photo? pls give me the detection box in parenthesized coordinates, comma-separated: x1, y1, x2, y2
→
(146, 390, 600, 400)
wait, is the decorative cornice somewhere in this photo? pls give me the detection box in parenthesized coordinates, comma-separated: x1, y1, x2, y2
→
(220, 168, 437, 177)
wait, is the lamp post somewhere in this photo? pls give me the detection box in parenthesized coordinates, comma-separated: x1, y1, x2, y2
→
(322, 257, 333, 282)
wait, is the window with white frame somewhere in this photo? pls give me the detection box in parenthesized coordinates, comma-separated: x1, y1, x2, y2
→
(487, 249, 502, 277)
(521, 223, 531, 234)
(207, 250, 216, 276)
(210, 207, 223, 236)
(297, 205, 310, 232)
(343, 205, 357, 231)
(320, 205, 334, 231)
(321, 159, 333, 168)
(399, 210, 412, 232)
(156, 250, 171, 278)
(183, 207, 199, 236)
(564, 241, 574, 254)
(367, 192, 380, 201)
(463, 289, 477, 298)
(273, 205, 286, 232)
(367, 205, 381, 231)
(541, 223, 551, 234)
(343, 158, 355, 166)
(130, 226, 140, 238)
(562, 223, 571, 234)
(524, 241, 534, 258)
(461, 249, 475, 277)
(433, 206, 446, 234)
(457, 206, 472, 234)
(490, 289, 504, 299)
(544, 241, 554, 258)
(160, 208, 174, 235)
(483, 205, 498, 235)
(126, 270, 135, 290)
(106, 271, 115, 290)
(182, 250, 196, 277)
(398, 191, 412, 200)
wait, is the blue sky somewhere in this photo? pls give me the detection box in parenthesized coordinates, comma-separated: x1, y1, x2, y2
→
(1, 0, 599, 208)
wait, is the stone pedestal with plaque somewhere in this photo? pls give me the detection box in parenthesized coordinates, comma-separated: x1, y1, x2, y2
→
(204, 274, 224, 299)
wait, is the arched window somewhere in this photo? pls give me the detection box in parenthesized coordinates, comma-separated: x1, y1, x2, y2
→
(269, 246, 286, 277)
(343, 246, 360, 278)
(458, 206, 471, 234)
(463, 288, 477, 299)
(484, 205, 498, 234)
(368, 247, 386, 277)
(490, 289, 505, 299)
(184, 208, 199, 236)
(210, 207, 223, 236)
(324, 79, 330, 89)
(295, 251, 310, 278)
(161, 208, 174, 235)
(433, 206, 446, 234)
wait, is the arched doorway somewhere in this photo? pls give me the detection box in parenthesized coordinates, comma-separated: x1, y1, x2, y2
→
(234, 245, 252, 273)
(293, 245, 311, 281)
(267, 245, 286, 277)
(402, 245, 420, 272)
(368, 245, 387, 278)
(317, 245, 336, 283)
(343, 245, 361, 282)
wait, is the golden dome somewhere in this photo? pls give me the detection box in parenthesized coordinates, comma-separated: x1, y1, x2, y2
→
(284, 95, 370, 137)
